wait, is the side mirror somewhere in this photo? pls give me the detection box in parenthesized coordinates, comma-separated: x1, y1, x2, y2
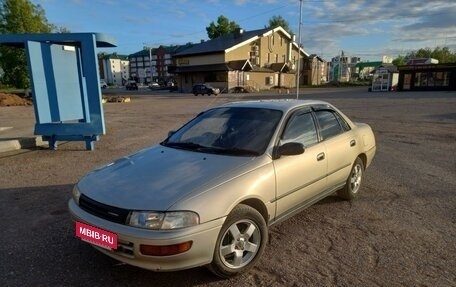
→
(274, 142, 304, 159)
(167, 130, 176, 138)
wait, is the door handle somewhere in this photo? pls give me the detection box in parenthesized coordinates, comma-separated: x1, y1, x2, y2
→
(317, 152, 325, 161)
(350, 140, 356, 147)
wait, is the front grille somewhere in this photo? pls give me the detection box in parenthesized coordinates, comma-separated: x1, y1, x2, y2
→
(79, 194, 130, 224)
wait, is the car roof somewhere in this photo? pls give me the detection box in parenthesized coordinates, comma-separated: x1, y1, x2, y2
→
(217, 99, 332, 112)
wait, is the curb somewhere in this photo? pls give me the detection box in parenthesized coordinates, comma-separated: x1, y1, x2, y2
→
(0, 136, 47, 153)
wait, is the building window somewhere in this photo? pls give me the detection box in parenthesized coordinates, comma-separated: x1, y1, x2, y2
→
(415, 71, 449, 87)
(434, 71, 449, 86)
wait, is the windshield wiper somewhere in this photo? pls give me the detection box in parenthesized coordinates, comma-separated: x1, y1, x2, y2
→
(162, 141, 207, 151)
(163, 142, 259, 156)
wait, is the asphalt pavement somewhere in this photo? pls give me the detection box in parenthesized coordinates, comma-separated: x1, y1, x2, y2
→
(1, 87, 455, 287)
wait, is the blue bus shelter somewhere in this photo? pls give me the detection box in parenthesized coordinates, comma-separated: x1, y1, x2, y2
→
(0, 33, 116, 150)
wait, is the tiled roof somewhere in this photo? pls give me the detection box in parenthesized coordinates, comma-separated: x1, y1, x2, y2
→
(129, 44, 194, 58)
(174, 28, 270, 57)
(227, 60, 253, 71)
(270, 62, 290, 72)
(373, 63, 398, 73)
(128, 49, 150, 58)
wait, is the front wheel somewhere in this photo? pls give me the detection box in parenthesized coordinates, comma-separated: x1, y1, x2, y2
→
(337, 157, 364, 200)
(208, 204, 268, 278)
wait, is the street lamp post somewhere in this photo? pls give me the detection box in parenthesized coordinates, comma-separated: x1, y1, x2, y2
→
(296, 0, 303, 99)
(144, 43, 153, 85)
(148, 47, 153, 85)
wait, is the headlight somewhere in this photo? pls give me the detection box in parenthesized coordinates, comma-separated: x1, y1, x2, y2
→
(72, 185, 81, 204)
(128, 211, 199, 230)
(128, 212, 164, 229)
(162, 211, 200, 229)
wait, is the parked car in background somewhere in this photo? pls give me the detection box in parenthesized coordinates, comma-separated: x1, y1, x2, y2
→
(126, 81, 138, 90)
(69, 100, 376, 278)
(192, 83, 220, 96)
(149, 82, 160, 89)
(100, 80, 107, 89)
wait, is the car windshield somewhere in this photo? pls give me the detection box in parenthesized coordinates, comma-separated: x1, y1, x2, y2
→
(162, 107, 283, 156)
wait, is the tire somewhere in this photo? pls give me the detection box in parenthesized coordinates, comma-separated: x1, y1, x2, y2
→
(194, 93, 198, 96)
(337, 157, 364, 200)
(208, 204, 268, 278)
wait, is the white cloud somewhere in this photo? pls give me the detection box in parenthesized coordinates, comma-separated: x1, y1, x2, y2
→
(298, 0, 456, 59)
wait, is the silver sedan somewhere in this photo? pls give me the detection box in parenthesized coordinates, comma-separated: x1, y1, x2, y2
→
(69, 99, 376, 278)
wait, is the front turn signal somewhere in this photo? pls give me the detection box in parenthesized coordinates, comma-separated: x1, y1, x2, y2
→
(140, 241, 193, 256)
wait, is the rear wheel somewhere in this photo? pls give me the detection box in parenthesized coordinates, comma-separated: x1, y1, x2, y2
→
(208, 204, 267, 278)
(337, 157, 364, 200)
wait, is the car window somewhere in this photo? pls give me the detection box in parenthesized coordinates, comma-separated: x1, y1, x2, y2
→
(334, 112, 351, 131)
(315, 110, 344, 140)
(281, 111, 318, 147)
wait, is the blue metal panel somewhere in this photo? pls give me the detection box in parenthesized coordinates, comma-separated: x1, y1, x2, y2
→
(25, 41, 52, 124)
(79, 33, 105, 135)
(49, 44, 84, 122)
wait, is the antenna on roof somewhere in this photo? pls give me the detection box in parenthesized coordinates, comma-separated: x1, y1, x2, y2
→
(234, 28, 244, 38)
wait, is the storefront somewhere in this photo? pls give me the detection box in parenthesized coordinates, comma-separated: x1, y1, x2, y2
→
(397, 63, 456, 91)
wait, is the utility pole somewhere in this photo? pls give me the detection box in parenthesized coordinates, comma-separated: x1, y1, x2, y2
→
(339, 50, 342, 82)
(144, 43, 153, 85)
(148, 47, 153, 85)
(296, 0, 303, 99)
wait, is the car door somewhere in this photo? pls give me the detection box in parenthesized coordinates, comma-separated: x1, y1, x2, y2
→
(273, 109, 327, 221)
(314, 109, 357, 189)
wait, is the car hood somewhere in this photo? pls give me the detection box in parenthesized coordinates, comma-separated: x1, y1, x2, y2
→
(77, 145, 257, 210)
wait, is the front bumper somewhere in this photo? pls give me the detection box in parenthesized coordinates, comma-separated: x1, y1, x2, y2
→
(68, 199, 224, 271)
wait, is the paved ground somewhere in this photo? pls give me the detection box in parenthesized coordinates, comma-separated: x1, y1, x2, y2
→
(0, 87, 455, 287)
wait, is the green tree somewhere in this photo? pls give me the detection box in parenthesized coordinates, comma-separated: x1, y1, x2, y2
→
(393, 46, 456, 66)
(0, 0, 54, 88)
(206, 15, 240, 40)
(427, 46, 456, 63)
(266, 15, 293, 35)
(392, 55, 407, 66)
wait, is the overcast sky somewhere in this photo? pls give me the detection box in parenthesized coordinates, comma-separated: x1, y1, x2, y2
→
(34, 0, 456, 61)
